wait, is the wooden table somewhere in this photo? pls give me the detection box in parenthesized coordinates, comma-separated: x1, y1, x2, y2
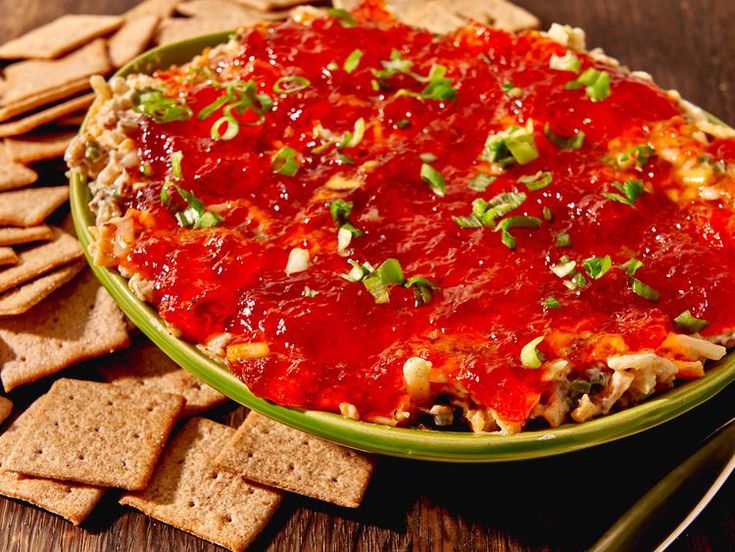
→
(1, 1, 734, 550)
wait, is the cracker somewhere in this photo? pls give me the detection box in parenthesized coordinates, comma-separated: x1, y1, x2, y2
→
(0, 230, 81, 294)
(0, 225, 55, 246)
(55, 113, 86, 128)
(0, 78, 90, 124)
(121, 418, 282, 551)
(0, 186, 70, 227)
(109, 15, 160, 68)
(156, 17, 242, 46)
(125, 0, 182, 20)
(0, 269, 129, 391)
(231, 0, 310, 11)
(4, 378, 184, 490)
(214, 412, 374, 507)
(99, 340, 228, 417)
(0, 15, 123, 60)
(4, 130, 77, 164)
(178, 0, 286, 20)
(0, 248, 17, 266)
(449, 0, 540, 32)
(0, 153, 37, 192)
(0, 396, 10, 425)
(0, 94, 95, 139)
(0, 262, 84, 316)
(0, 396, 104, 525)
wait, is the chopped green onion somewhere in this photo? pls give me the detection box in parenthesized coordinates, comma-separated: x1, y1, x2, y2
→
(619, 258, 643, 277)
(327, 61, 339, 71)
(542, 206, 553, 221)
(418, 74, 457, 101)
(273, 76, 311, 95)
(169, 151, 183, 180)
(481, 120, 539, 167)
(551, 257, 576, 278)
(342, 260, 373, 282)
(133, 89, 193, 124)
(303, 286, 319, 298)
(518, 170, 553, 191)
(338, 152, 356, 165)
(617, 145, 655, 170)
(631, 278, 660, 301)
(340, 117, 366, 149)
(84, 141, 102, 161)
(420, 163, 446, 197)
(468, 174, 496, 192)
(602, 179, 645, 208)
(494, 215, 542, 250)
(419, 152, 437, 163)
(327, 7, 356, 27)
(344, 258, 440, 306)
(343, 49, 364, 74)
(582, 255, 612, 279)
(197, 95, 229, 120)
(453, 215, 484, 228)
(566, 68, 611, 101)
(565, 272, 588, 290)
(502, 82, 523, 97)
(674, 310, 710, 333)
(210, 115, 240, 141)
(406, 276, 440, 306)
(272, 146, 300, 177)
(396, 118, 411, 129)
(161, 182, 223, 229)
(377, 258, 405, 285)
(542, 295, 562, 309)
(554, 230, 571, 247)
(454, 191, 527, 228)
(570, 379, 592, 397)
(550, 51, 581, 73)
(520, 336, 545, 368)
(363, 274, 390, 304)
(544, 123, 585, 150)
(140, 163, 153, 177)
(330, 199, 362, 237)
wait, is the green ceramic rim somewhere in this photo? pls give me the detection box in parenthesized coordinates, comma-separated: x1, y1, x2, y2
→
(70, 31, 735, 463)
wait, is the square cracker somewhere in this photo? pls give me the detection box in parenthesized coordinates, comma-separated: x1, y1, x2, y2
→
(0, 15, 123, 60)
(4, 378, 184, 490)
(121, 418, 282, 552)
(156, 17, 243, 46)
(99, 339, 228, 417)
(4, 130, 77, 164)
(0, 153, 37, 192)
(0, 262, 84, 316)
(0, 248, 17, 266)
(0, 225, 55, 247)
(109, 15, 160, 69)
(0, 269, 129, 391)
(0, 94, 95, 139)
(0, 396, 104, 525)
(125, 0, 181, 19)
(232, 0, 311, 11)
(214, 412, 374, 507)
(0, 78, 90, 124)
(2, 40, 110, 105)
(0, 396, 10, 424)
(0, 186, 70, 227)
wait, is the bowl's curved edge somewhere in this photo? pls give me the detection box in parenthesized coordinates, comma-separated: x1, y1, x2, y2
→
(70, 31, 735, 463)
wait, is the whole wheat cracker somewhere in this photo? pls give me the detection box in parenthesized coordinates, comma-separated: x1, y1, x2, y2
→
(0, 153, 37, 192)
(0, 186, 70, 227)
(0, 269, 129, 391)
(177, 0, 287, 20)
(0, 396, 105, 525)
(55, 113, 87, 128)
(0, 15, 123, 60)
(0, 248, 17, 266)
(4, 378, 184, 490)
(0, 396, 10, 425)
(214, 412, 375, 508)
(0, 262, 84, 316)
(0, 94, 95, 139)
(0, 225, 55, 246)
(125, 0, 181, 20)
(156, 17, 241, 46)
(4, 130, 77, 164)
(231, 0, 311, 11)
(121, 418, 282, 552)
(99, 339, 228, 417)
(109, 15, 160, 68)
(0, 78, 90, 124)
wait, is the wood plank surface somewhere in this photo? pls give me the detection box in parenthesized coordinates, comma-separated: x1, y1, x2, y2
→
(0, 1, 733, 551)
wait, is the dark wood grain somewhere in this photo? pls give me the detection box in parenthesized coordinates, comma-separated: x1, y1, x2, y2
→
(0, 1, 734, 551)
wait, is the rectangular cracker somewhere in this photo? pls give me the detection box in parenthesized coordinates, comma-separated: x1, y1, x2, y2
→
(0, 225, 55, 246)
(0, 396, 104, 525)
(125, 0, 181, 19)
(2, 40, 110, 105)
(0, 248, 17, 266)
(55, 113, 86, 128)
(0, 94, 95, 139)
(232, 0, 310, 11)
(214, 412, 374, 507)
(0, 153, 37, 192)
(0, 396, 10, 425)
(4, 130, 77, 164)
(450, 0, 540, 32)
(4, 378, 184, 490)
(99, 339, 228, 417)
(0, 269, 129, 391)
(156, 17, 242, 46)
(121, 418, 282, 552)
(0, 15, 123, 60)
(0, 262, 84, 316)
(0, 186, 70, 227)
(109, 15, 160, 68)
(177, 0, 286, 20)
(0, 78, 90, 124)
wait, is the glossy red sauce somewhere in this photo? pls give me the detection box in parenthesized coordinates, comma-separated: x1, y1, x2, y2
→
(119, 4, 735, 425)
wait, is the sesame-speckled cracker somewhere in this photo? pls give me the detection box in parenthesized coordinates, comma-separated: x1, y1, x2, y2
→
(100, 339, 228, 417)
(109, 15, 160, 68)
(4, 379, 184, 490)
(0, 269, 129, 391)
(213, 412, 375, 508)
(0, 225, 55, 247)
(121, 418, 282, 552)
(0, 248, 17, 266)
(4, 130, 77, 164)
(0, 186, 69, 228)
(0, 15, 122, 60)
(0, 94, 95, 138)
(0, 396, 104, 525)
(0, 396, 11, 424)
(0, 262, 84, 316)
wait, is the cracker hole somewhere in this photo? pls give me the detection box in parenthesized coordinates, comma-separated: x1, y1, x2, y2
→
(34, 449, 43, 455)
(330, 476, 338, 483)
(93, 427, 100, 433)
(78, 454, 85, 461)
(247, 488, 255, 495)
(224, 515, 233, 523)
(287, 463, 295, 471)
(246, 452, 253, 459)
(106, 400, 113, 406)
(211, 472, 219, 480)
(19, 356, 26, 362)
(64, 487, 72, 494)
(187, 500, 196, 508)
(302, 440, 309, 446)
(132, 433, 140, 439)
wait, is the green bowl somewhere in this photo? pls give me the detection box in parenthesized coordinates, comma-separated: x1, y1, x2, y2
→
(70, 32, 735, 462)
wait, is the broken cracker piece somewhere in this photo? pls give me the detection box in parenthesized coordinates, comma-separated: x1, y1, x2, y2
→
(0, 269, 129, 391)
(4, 130, 77, 164)
(0, 225, 55, 246)
(0, 15, 123, 60)
(121, 418, 282, 552)
(0, 396, 104, 525)
(0, 186, 70, 228)
(214, 412, 374, 508)
(0, 262, 85, 316)
(100, 339, 228, 417)
(4, 378, 184, 490)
